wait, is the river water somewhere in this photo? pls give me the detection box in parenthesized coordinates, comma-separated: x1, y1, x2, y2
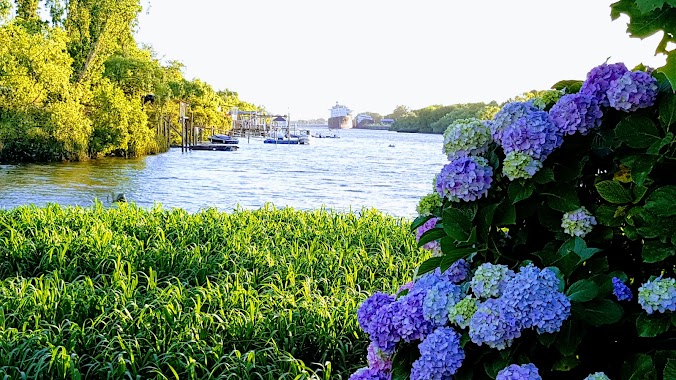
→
(0, 129, 447, 218)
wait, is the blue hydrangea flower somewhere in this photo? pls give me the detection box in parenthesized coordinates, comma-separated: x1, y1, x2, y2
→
(580, 62, 629, 107)
(470, 263, 515, 299)
(358, 292, 396, 336)
(442, 118, 492, 159)
(549, 93, 603, 136)
(496, 363, 542, 380)
(436, 156, 493, 202)
(584, 372, 611, 380)
(392, 287, 435, 343)
(369, 301, 403, 354)
(423, 279, 463, 325)
(638, 277, 676, 314)
(448, 296, 478, 329)
(489, 101, 540, 142)
(367, 342, 392, 373)
(468, 298, 521, 350)
(502, 151, 543, 181)
(416, 217, 441, 254)
(502, 265, 571, 334)
(410, 327, 465, 380)
(612, 277, 632, 301)
(445, 259, 470, 283)
(561, 207, 597, 238)
(607, 71, 659, 112)
(348, 367, 391, 380)
(499, 110, 562, 161)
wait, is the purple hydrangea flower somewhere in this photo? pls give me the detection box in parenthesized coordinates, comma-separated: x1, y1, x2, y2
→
(489, 101, 540, 142)
(607, 71, 658, 112)
(612, 277, 632, 301)
(445, 259, 470, 283)
(348, 367, 391, 380)
(369, 301, 402, 353)
(638, 277, 676, 314)
(580, 62, 629, 107)
(423, 279, 463, 325)
(393, 286, 436, 343)
(501, 265, 571, 334)
(499, 110, 562, 161)
(416, 217, 441, 254)
(468, 298, 522, 350)
(367, 342, 392, 373)
(436, 156, 493, 202)
(470, 263, 515, 299)
(561, 207, 597, 238)
(496, 363, 542, 380)
(410, 327, 465, 380)
(397, 281, 414, 296)
(549, 93, 603, 136)
(358, 292, 396, 336)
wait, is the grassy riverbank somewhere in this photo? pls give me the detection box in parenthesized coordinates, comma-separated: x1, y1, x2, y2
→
(0, 203, 425, 379)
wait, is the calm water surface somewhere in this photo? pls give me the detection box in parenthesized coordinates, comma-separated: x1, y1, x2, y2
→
(0, 129, 446, 218)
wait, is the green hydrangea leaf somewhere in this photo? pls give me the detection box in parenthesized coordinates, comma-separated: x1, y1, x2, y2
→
(546, 187, 581, 212)
(657, 51, 676, 92)
(635, 0, 675, 14)
(665, 359, 676, 380)
(508, 181, 534, 204)
(644, 186, 676, 216)
(636, 313, 671, 337)
(566, 279, 600, 302)
(442, 208, 472, 241)
(596, 180, 633, 204)
(417, 257, 442, 276)
(533, 167, 555, 184)
(417, 227, 446, 247)
(572, 299, 623, 326)
(615, 116, 661, 149)
(623, 353, 657, 380)
(410, 214, 434, 232)
(642, 240, 676, 263)
(659, 91, 676, 129)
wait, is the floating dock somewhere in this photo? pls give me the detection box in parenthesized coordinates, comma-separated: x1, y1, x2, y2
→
(189, 144, 239, 151)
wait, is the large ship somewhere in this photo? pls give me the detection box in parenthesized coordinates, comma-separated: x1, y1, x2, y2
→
(328, 102, 353, 129)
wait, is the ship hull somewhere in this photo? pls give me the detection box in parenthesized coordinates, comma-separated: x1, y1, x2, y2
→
(328, 116, 353, 129)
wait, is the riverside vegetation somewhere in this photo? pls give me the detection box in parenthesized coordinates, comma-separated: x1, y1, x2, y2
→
(0, 204, 426, 378)
(0, 0, 257, 163)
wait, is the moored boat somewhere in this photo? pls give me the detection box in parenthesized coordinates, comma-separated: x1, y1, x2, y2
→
(328, 102, 353, 129)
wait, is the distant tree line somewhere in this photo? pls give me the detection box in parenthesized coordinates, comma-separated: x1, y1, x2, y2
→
(0, 0, 258, 163)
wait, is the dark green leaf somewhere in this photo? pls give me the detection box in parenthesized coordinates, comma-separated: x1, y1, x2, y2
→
(571, 299, 623, 326)
(553, 356, 580, 372)
(494, 201, 516, 225)
(551, 79, 583, 93)
(476, 203, 498, 238)
(642, 240, 676, 263)
(657, 50, 676, 92)
(644, 186, 676, 217)
(636, 313, 671, 337)
(440, 246, 477, 271)
(647, 133, 674, 154)
(442, 208, 472, 241)
(410, 214, 434, 232)
(595, 180, 633, 204)
(595, 205, 624, 227)
(418, 227, 446, 247)
(391, 344, 418, 380)
(659, 90, 676, 129)
(623, 354, 657, 380)
(556, 320, 584, 357)
(417, 257, 441, 276)
(556, 156, 589, 182)
(484, 355, 510, 379)
(566, 279, 599, 302)
(508, 181, 534, 204)
(533, 167, 555, 184)
(615, 115, 661, 148)
(546, 187, 580, 212)
(621, 154, 657, 186)
(665, 359, 676, 380)
(636, 0, 673, 14)
(578, 247, 603, 261)
(538, 332, 557, 347)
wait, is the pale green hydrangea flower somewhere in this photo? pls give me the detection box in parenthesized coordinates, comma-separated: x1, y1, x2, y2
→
(442, 118, 492, 159)
(447, 296, 478, 329)
(502, 151, 543, 180)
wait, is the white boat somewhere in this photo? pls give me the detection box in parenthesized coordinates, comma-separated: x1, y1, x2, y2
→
(264, 129, 311, 145)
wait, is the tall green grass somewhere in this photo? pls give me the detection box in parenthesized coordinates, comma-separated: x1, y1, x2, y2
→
(0, 203, 426, 379)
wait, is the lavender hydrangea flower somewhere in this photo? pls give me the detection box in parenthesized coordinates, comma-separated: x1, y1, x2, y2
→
(436, 156, 493, 202)
(470, 263, 515, 299)
(445, 259, 471, 283)
(397, 281, 414, 296)
(502, 151, 543, 180)
(423, 279, 463, 325)
(442, 118, 492, 159)
(489, 101, 540, 142)
(358, 292, 396, 336)
(584, 372, 611, 380)
(501, 265, 571, 334)
(367, 342, 392, 373)
(549, 93, 603, 136)
(348, 367, 391, 380)
(561, 207, 597, 238)
(607, 70, 658, 112)
(468, 298, 521, 350)
(416, 217, 441, 254)
(580, 62, 629, 107)
(612, 277, 632, 301)
(499, 110, 562, 161)
(410, 327, 465, 380)
(638, 277, 676, 314)
(496, 363, 542, 380)
(448, 296, 478, 329)
(369, 301, 403, 353)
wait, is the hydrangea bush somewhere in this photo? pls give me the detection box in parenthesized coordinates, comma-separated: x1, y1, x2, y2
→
(349, 60, 676, 379)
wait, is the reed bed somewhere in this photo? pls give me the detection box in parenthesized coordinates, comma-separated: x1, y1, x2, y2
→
(0, 203, 426, 379)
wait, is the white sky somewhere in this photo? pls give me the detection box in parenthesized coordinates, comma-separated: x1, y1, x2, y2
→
(135, 0, 667, 120)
